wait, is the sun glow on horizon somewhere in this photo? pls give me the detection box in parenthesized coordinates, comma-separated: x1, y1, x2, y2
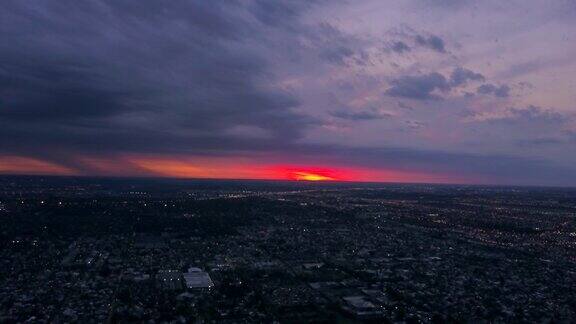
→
(291, 171, 336, 181)
(273, 166, 347, 182)
(0, 155, 476, 184)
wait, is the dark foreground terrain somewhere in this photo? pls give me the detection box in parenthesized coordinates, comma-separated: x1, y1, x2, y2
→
(1, 176, 575, 323)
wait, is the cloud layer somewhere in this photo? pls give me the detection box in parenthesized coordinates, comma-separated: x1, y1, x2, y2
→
(1, 0, 575, 186)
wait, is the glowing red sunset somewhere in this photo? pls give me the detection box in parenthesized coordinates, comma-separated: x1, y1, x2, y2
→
(0, 154, 475, 185)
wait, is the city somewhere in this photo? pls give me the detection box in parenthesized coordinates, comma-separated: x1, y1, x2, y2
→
(1, 176, 575, 323)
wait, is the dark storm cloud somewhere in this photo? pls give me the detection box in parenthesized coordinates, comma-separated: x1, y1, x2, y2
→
(415, 34, 446, 53)
(477, 84, 511, 97)
(0, 61, 137, 122)
(450, 67, 485, 87)
(0, 0, 318, 158)
(385, 72, 450, 100)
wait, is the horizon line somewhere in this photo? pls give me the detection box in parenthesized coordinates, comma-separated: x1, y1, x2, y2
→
(0, 172, 575, 190)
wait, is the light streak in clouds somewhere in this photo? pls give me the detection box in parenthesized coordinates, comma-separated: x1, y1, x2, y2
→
(0, 154, 472, 184)
(0, 156, 77, 175)
(128, 156, 277, 180)
(133, 159, 206, 178)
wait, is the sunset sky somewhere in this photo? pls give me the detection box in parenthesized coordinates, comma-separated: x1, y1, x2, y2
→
(1, 1, 575, 185)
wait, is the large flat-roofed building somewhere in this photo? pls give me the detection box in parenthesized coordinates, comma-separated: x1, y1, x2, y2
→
(183, 267, 214, 289)
(341, 296, 383, 319)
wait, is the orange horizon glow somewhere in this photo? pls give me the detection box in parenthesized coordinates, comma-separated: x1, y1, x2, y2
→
(0, 156, 77, 176)
(0, 154, 477, 184)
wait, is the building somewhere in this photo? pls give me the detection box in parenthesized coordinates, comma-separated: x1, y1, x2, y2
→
(183, 267, 214, 289)
(341, 296, 383, 319)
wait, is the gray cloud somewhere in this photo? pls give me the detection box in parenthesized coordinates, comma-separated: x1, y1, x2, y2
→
(390, 41, 411, 53)
(516, 137, 567, 147)
(468, 106, 566, 127)
(416, 0, 471, 9)
(331, 108, 392, 121)
(319, 46, 355, 65)
(249, 0, 310, 28)
(385, 72, 450, 100)
(312, 22, 369, 66)
(506, 105, 564, 123)
(477, 84, 511, 97)
(450, 67, 485, 87)
(415, 34, 446, 53)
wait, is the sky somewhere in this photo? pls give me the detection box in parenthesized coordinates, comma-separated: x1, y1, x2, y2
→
(1, 0, 576, 186)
